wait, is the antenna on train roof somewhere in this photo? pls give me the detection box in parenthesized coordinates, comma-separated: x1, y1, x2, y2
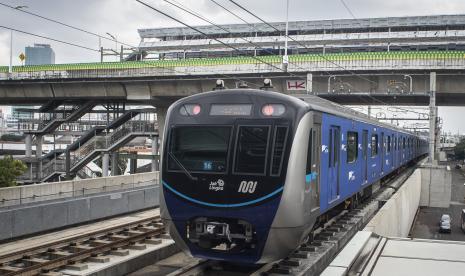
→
(213, 79, 225, 90)
(260, 78, 273, 90)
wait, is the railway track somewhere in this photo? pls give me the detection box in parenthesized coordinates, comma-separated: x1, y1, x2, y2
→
(0, 215, 166, 276)
(167, 164, 419, 276)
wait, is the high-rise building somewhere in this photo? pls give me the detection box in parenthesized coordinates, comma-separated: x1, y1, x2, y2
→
(25, 44, 55, 65)
(12, 44, 56, 128)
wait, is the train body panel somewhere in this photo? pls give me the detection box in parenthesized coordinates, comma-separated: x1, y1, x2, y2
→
(160, 89, 428, 264)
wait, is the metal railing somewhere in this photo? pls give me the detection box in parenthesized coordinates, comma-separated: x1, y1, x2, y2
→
(2, 54, 465, 80)
(41, 159, 66, 181)
(70, 117, 157, 168)
(17, 105, 81, 131)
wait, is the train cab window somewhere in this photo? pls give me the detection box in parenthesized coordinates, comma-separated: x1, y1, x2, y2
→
(306, 129, 313, 174)
(168, 126, 231, 173)
(234, 126, 270, 175)
(347, 131, 358, 163)
(371, 134, 378, 157)
(271, 126, 289, 176)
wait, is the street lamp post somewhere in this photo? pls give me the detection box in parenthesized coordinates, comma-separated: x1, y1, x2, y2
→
(282, 0, 290, 70)
(8, 30, 12, 77)
(8, 5, 28, 77)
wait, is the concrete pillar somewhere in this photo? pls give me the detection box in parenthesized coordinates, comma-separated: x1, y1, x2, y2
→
(429, 72, 437, 163)
(111, 152, 120, 176)
(129, 158, 137, 174)
(156, 107, 168, 140)
(102, 152, 110, 177)
(36, 135, 43, 179)
(65, 149, 73, 180)
(156, 107, 168, 167)
(367, 106, 372, 118)
(25, 134, 32, 157)
(151, 137, 159, 171)
(306, 73, 313, 95)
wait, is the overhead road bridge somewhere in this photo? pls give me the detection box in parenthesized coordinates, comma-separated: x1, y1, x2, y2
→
(1, 51, 465, 106)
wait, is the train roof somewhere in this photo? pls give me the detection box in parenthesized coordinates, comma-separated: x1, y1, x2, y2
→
(176, 88, 423, 138)
(294, 94, 420, 136)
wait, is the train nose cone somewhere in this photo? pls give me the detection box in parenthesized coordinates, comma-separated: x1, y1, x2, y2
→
(258, 226, 305, 263)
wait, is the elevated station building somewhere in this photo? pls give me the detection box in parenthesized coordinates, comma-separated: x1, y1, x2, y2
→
(138, 14, 465, 59)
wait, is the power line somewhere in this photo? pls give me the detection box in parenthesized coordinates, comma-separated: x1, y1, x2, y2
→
(0, 2, 135, 49)
(0, 4, 261, 88)
(226, 0, 425, 117)
(208, 0, 251, 25)
(340, 0, 356, 19)
(226, 0, 378, 86)
(164, 0, 309, 74)
(0, 25, 100, 52)
(136, 0, 306, 81)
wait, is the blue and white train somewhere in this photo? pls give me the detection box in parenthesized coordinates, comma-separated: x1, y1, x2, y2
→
(160, 89, 428, 263)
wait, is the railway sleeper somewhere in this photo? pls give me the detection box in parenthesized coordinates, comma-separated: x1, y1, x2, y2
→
(109, 249, 130, 257)
(88, 256, 110, 263)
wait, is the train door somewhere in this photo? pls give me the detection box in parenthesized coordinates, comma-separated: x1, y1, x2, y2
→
(393, 136, 397, 168)
(362, 130, 368, 185)
(380, 132, 385, 173)
(310, 124, 321, 212)
(391, 134, 394, 169)
(328, 126, 340, 203)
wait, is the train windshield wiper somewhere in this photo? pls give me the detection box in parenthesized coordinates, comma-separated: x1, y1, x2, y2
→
(168, 151, 198, 181)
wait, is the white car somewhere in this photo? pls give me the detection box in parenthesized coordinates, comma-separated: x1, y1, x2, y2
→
(439, 214, 451, 233)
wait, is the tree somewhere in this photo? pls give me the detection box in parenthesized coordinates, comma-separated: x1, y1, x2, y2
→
(454, 138, 465, 161)
(0, 156, 27, 187)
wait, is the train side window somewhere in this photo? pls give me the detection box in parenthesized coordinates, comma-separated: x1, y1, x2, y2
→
(387, 135, 391, 153)
(234, 126, 270, 175)
(306, 129, 313, 174)
(371, 134, 378, 157)
(403, 137, 406, 149)
(271, 126, 289, 176)
(347, 131, 358, 163)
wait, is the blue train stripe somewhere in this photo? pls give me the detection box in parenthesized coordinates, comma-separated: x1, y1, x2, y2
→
(162, 181, 284, 208)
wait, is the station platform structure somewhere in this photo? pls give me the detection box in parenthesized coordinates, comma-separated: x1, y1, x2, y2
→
(322, 231, 465, 276)
(323, 160, 465, 275)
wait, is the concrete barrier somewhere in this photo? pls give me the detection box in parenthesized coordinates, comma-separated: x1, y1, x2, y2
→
(0, 172, 158, 207)
(0, 186, 159, 241)
(419, 164, 451, 208)
(364, 169, 421, 237)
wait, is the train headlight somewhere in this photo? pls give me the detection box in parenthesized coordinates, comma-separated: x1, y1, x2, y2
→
(180, 104, 202, 116)
(262, 104, 285, 116)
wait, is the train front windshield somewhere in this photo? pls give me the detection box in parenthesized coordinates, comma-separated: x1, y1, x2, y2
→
(168, 126, 231, 173)
(168, 125, 277, 175)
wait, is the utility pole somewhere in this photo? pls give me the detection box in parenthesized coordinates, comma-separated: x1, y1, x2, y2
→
(8, 30, 13, 77)
(282, 0, 289, 71)
(429, 72, 437, 163)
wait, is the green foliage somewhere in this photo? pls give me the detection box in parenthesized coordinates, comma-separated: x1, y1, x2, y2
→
(454, 138, 465, 160)
(0, 156, 27, 187)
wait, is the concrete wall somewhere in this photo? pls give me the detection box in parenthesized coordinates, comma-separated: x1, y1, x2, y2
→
(0, 186, 159, 241)
(419, 164, 451, 208)
(0, 172, 158, 207)
(364, 170, 421, 237)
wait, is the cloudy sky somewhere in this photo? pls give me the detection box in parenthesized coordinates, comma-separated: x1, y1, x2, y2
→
(0, 0, 464, 133)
